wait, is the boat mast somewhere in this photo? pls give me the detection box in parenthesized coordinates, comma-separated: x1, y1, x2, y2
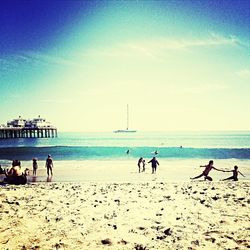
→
(127, 104, 129, 130)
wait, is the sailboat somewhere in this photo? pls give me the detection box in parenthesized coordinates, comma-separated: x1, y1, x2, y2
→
(113, 104, 137, 133)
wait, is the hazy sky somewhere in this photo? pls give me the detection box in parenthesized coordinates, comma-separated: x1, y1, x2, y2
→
(0, 0, 250, 131)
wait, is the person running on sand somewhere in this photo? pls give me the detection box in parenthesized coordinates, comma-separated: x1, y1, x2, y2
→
(32, 158, 38, 176)
(148, 157, 159, 174)
(190, 160, 223, 181)
(45, 155, 53, 176)
(222, 165, 245, 181)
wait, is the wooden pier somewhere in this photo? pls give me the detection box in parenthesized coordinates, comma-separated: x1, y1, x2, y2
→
(0, 128, 57, 139)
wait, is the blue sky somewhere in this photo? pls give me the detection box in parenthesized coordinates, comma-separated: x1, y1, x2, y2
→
(0, 0, 250, 131)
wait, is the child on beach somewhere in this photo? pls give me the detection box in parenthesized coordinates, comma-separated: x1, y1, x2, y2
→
(148, 157, 159, 174)
(137, 157, 146, 173)
(32, 158, 38, 176)
(190, 160, 224, 181)
(222, 165, 245, 181)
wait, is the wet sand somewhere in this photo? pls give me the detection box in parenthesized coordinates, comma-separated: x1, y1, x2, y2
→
(1, 158, 248, 183)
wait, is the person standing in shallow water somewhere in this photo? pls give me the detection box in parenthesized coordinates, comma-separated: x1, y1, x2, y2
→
(148, 157, 159, 174)
(45, 155, 53, 176)
(32, 158, 38, 176)
(190, 160, 223, 181)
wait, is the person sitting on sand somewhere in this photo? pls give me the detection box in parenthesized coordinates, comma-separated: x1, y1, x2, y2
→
(0, 165, 5, 174)
(190, 160, 224, 181)
(148, 157, 159, 174)
(45, 155, 53, 176)
(4, 160, 27, 185)
(222, 165, 245, 181)
(32, 158, 38, 176)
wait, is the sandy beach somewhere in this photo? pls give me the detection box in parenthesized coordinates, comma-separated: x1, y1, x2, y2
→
(0, 177, 249, 250)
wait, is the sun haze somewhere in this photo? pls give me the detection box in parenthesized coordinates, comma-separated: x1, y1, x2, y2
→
(0, 0, 249, 132)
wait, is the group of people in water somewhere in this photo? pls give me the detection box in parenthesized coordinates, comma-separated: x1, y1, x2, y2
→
(32, 155, 53, 176)
(0, 155, 54, 185)
(138, 157, 160, 174)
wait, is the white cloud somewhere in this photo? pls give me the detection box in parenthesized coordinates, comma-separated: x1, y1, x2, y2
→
(26, 52, 85, 68)
(181, 83, 229, 94)
(77, 33, 243, 62)
(42, 99, 75, 104)
(237, 69, 250, 79)
(121, 33, 239, 55)
(0, 52, 86, 74)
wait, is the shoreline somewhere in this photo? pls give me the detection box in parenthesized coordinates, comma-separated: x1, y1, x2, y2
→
(0, 181, 249, 249)
(1, 158, 249, 183)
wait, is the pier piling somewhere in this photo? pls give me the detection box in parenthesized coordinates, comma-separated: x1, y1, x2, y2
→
(0, 128, 57, 139)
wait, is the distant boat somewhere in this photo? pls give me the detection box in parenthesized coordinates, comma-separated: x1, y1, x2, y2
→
(113, 104, 137, 133)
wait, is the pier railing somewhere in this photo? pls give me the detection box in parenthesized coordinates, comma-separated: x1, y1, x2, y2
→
(0, 127, 57, 139)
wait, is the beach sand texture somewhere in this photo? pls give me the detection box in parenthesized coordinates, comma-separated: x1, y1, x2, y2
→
(0, 181, 249, 250)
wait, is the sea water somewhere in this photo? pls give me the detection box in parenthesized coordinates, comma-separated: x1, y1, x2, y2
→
(0, 131, 250, 161)
(0, 131, 249, 182)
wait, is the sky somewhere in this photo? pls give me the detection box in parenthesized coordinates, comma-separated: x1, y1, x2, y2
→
(0, 0, 250, 132)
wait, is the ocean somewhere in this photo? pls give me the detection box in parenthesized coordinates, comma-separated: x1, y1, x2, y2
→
(0, 131, 250, 161)
(0, 131, 249, 182)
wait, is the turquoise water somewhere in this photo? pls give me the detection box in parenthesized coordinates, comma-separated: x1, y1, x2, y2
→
(0, 131, 250, 160)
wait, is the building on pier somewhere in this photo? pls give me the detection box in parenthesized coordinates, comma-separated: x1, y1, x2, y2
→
(0, 116, 57, 139)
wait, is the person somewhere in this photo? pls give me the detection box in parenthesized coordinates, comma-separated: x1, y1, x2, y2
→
(222, 165, 245, 181)
(32, 158, 38, 176)
(4, 160, 27, 185)
(141, 158, 146, 172)
(137, 157, 146, 173)
(190, 160, 223, 181)
(45, 155, 53, 176)
(0, 165, 4, 174)
(148, 157, 159, 174)
(126, 149, 130, 155)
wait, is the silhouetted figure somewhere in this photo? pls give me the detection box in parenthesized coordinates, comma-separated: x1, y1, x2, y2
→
(148, 157, 159, 174)
(222, 165, 245, 181)
(190, 160, 223, 181)
(0, 165, 4, 174)
(126, 149, 130, 155)
(142, 159, 146, 172)
(45, 155, 53, 176)
(4, 160, 27, 185)
(32, 158, 38, 176)
(137, 157, 146, 173)
(137, 157, 143, 173)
